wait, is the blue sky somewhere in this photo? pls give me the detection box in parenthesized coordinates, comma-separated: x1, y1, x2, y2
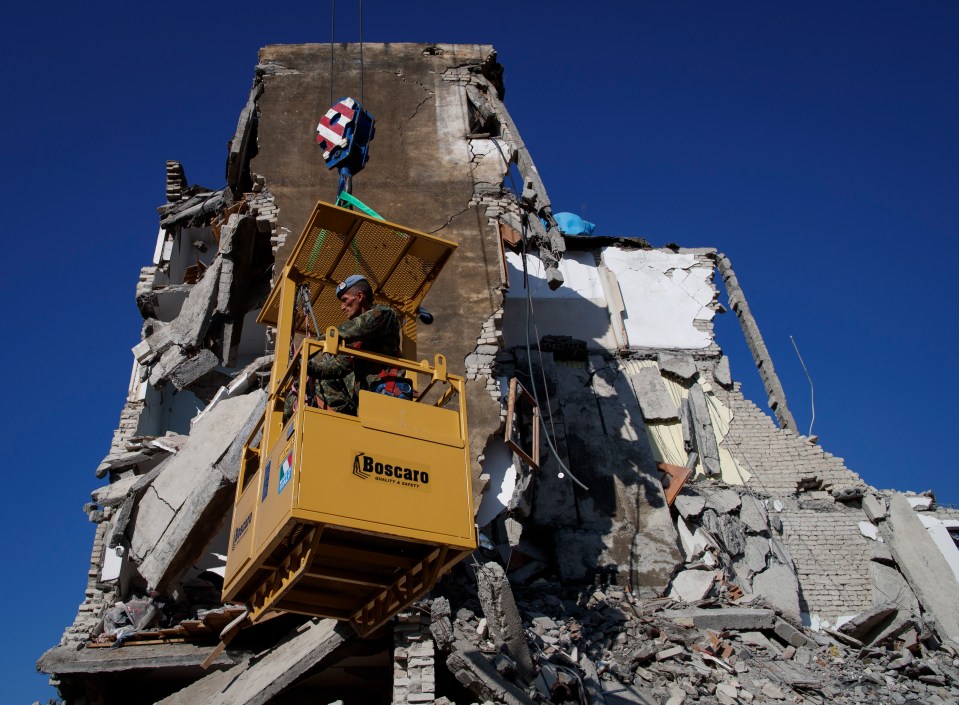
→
(4, 2, 957, 701)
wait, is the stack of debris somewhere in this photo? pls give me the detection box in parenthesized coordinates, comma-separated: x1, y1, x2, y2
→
(420, 560, 959, 705)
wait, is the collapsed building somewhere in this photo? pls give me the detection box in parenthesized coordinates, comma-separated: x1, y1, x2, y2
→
(37, 43, 959, 705)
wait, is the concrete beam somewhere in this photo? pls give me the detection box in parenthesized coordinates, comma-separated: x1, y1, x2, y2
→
(715, 253, 797, 431)
(156, 619, 352, 705)
(880, 493, 959, 646)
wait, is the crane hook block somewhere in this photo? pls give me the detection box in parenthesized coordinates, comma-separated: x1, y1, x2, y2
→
(316, 97, 375, 177)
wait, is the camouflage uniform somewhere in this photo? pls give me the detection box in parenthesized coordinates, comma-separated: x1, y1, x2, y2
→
(306, 303, 401, 414)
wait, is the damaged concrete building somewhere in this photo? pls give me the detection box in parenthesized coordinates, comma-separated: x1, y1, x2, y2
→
(38, 44, 959, 705)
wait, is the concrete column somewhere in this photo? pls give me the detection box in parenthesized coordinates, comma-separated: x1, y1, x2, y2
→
(715, 253, 797, 431)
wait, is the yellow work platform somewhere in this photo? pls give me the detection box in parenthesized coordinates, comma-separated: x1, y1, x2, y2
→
(222, 200, 476, 635)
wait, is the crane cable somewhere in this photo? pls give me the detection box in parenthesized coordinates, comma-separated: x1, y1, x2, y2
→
(328, 1, 366, 107)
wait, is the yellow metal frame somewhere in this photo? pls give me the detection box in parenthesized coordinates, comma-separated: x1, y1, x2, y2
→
(222, 201, 476, 636)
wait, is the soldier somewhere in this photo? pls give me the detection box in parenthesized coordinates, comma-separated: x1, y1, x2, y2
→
(305, 274, 408, 414)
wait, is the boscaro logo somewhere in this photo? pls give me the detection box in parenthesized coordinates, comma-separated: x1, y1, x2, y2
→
(352, 451, 430, 490)
(232, 512, 252, 549)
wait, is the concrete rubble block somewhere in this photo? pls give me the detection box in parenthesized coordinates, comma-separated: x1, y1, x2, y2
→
(475, 561, 534, 680)
(869, 561, 920, 614)
(662, 607, 777, 632)
(702, 510, 746, 558)
(657, 354, 698, 382)
(838, 603, 898, 643)
(446, 640, 536, 705)
(740, 535, 769, 577)
(668, 569, 717, 602)
(168, 257, 223, 350)
(674, 491, 706, 520)
(772, 618, 817, 648)
(631, 365, 679, 422)
(750, 561, 801, 620)
(686, 383, 721, 475)
(703, 488, 742, 514)
(168, 348, 220, 390)
(542, 357, 681, 594)
(675, 515, 713, 560)
(156, 619, 351, 705)
(739, 495, 769, 534)
(862, 493, 887, 522)
(880, 493, 959, 646)
(131, 391, 267, 591)
(712, 355, 732, 388)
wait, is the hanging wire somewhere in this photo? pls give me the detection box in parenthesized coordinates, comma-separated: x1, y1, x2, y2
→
(789, 334, 816, 438)
(329, 0, 336, 106)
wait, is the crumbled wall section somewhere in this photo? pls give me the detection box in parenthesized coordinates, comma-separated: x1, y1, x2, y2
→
(780, 506, 875, 620)
(60, 519, 118, 645)
(716, 384, 865, 497)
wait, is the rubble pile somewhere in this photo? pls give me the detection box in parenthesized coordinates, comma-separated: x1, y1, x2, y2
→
(420, 562, 959, 705)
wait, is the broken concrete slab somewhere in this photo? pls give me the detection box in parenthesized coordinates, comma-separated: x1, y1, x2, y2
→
(446, 639, 536, 705)
(674, 491, 706, 520)
(156, 619, 351, 705)
(880, 493, 959, 646)
(662, 607, 776, 632)
(131, 391, 267, 591)
(838, 603, 898, 643)
(862, 494, 887, 522)
(739, 495, 769, 534)
(703, 488, 742, 514)
(773, 618, 817, 648)
(712, 355, 732, 388)
(869, 560, 920, 614)
(668, 569, 716, 602)
(37, 641, 242, 675)
(751, 561, 801, 619)
(657, 354, 698, 382)
(631, 365, 679, 422)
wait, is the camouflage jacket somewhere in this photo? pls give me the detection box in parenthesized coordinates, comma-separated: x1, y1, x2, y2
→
(307, 304, 401, 390)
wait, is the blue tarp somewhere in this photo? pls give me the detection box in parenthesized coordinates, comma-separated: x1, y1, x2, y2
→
(554, 212, 597, 236)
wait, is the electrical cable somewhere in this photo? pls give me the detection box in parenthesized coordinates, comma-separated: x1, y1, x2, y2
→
(490, 134, 588, 490)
